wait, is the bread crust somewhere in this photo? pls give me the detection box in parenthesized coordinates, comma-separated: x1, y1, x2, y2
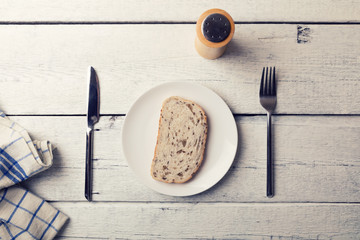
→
(151, 96, 207, 183)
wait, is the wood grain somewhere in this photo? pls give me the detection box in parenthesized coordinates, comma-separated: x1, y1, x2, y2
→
(11, 115, 360, 203)
(1, 3, 360, 238)
(0, 24, 359, 115)
(52, 202, 360, 239)
(1, 0, 360, 23)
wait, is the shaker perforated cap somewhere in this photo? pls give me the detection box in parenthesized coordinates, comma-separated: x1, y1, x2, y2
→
(202, 13, 231, 43)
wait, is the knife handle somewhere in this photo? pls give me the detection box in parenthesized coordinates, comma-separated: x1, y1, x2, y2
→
(85, 128, 94, 201)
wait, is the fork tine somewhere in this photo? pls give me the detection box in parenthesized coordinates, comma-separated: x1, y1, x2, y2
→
(260, 67, 265, 95)
(272, 67, 276, 95)
(265, 67, 269, 95)
(269, 67, 272, 95)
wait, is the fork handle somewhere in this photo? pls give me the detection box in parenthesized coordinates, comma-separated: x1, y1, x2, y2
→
(267, 112, 274, 198)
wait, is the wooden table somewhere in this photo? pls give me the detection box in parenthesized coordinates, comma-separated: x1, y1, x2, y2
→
(1, 1, 360, 239)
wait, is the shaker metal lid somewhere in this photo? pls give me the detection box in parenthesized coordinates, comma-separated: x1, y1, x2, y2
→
(202, 13, 231, 43)
(196, 9, 235, 48)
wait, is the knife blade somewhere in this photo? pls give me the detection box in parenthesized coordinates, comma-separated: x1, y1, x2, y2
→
(85, 66, 100, 201)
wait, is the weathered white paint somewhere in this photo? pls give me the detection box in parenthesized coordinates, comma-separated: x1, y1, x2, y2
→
(1, 0, 360, 23)
(12, 115, 360, 203)
(52, 202, 360, 239)
(1, 2, 360, 238)
(0, 24, 359, 115)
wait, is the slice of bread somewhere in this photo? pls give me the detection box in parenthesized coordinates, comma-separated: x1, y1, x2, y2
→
(151, 96, 208, 183)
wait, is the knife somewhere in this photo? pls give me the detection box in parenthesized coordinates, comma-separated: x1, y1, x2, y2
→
(85, 66, 100, 202)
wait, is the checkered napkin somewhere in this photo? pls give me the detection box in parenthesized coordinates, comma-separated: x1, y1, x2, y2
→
(0, 111, 69, 240)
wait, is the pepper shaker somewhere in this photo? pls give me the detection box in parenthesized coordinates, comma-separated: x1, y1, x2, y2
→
(195, 9, 235, 59)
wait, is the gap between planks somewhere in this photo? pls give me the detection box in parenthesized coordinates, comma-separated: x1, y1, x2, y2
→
(1, 21, 360, 25)
(6, 114, 360, 117)
(46, 201, 360, 206)
(46, 202, 360, 206)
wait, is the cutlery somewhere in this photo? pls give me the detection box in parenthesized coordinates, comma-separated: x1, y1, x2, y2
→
(85, 66, 100, 202)
(259, 67, 277, 198)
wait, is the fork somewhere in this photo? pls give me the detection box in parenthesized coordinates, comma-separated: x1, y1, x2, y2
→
(259, 67, 277, 198)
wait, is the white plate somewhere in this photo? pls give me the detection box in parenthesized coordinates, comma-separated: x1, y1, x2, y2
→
(122, 82, 238, 196)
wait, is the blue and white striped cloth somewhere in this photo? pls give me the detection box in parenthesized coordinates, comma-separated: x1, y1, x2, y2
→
(0, 111, 68, 239)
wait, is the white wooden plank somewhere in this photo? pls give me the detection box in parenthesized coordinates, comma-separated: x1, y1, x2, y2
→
(51, 202, 360, 239)
(1, 0, 360, 23)
(11, 115, 360, 202)
(0, 24, 360, 115)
